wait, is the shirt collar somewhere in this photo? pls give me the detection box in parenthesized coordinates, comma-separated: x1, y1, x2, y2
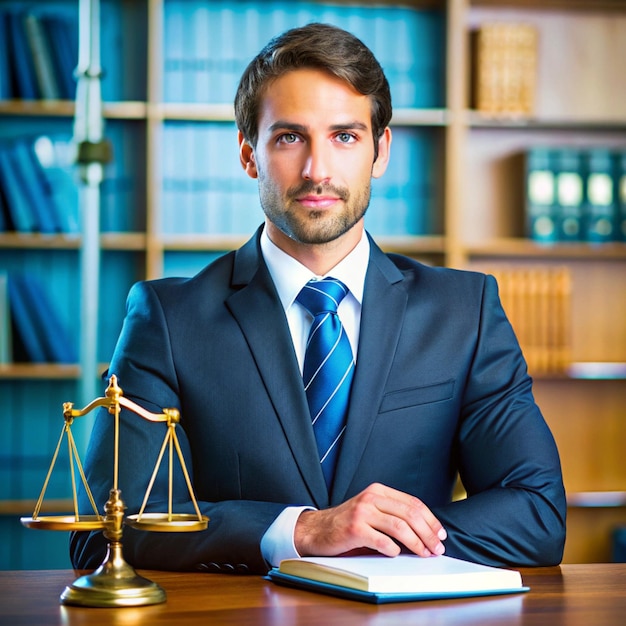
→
(260, 226, 369, 311)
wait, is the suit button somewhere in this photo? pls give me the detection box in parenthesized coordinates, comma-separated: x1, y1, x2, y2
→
(196, 562, 221, 572)
(235, 564, 249, 574)
(222, 563, 235, 573)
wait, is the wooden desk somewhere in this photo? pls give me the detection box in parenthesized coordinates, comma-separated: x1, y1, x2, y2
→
(1, 564, 625, 626)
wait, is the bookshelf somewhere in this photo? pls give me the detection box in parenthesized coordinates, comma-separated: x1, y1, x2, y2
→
(0, 0, 625, 568)
(458, 0, 626, 565)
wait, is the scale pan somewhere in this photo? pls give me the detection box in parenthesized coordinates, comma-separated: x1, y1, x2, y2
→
(20, 515, 106, 531)
(125, 512, 208, 532)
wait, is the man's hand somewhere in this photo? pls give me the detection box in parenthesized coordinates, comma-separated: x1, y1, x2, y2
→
(294, 483, 447, 558)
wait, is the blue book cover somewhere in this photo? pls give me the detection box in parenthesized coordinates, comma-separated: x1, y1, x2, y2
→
(163, 0, 186, 103)
(161, 123, 176, 234)
(187, 2, 207, 104)
(7, 275, 47, 363)
(0, 183, 8, 231)
(214, 2, 242, 104)
(0, 272, 12, 364)
(191, 122, 210, 234)
(211, 122, 235, 233)
(29, 134, 80, 234)
(0, 144, 38, 232)
(163, 122, 194, 234)
(99, 0, 122, 101)
(41, 15, 77, 100)
(11, 139, 60, 233)
(23, 12, 62, 100)
(7, 11, 39, 99)
(11, 273, 77, 364)
(0, 11, 13, 99)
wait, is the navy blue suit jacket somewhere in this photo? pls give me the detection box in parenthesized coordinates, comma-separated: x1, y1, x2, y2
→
(70, 228, 566, 573)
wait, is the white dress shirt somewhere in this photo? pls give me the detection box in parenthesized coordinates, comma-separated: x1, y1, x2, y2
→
(258, 226, 369, 566)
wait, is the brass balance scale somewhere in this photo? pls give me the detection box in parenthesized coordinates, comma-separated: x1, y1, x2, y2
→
(20, 375, 208, 608)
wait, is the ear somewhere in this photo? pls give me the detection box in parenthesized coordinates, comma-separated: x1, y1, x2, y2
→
(238, 131, 258, 179)
(372, 126, 392, 179)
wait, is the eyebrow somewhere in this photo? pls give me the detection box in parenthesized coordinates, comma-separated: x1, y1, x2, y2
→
(268, 121, 370, 133)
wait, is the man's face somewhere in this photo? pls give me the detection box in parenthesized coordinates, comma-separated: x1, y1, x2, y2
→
(240, 68, 390, 246)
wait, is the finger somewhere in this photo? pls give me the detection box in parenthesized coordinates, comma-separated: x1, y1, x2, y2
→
(367, 486, 447, 557)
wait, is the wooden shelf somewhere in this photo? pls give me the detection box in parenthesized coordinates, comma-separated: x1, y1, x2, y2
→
(0, 232, 147, 251)
(567, 491, 626, 508)
(376, 235, 448, 255)
(0, 364, 108, 380)
(0, 100, 147, 120)
(152, 104, 450, 127)
(467, 111, 626, 131)
(471, 0, 626, 10)
(0, 499, 74, 516)
(566, 362, 626, 380)
(160, 233, 251, 251)
(155, 102, 237, 122)
(392, 108, 449, 127)
(532, 364, 626, 381)
(463, 239, 626, 260)
(0, 364, 80, 379)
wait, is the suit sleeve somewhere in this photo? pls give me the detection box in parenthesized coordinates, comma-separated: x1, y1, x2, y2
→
(69, 281, 286, 574)
(431, 274, 567, 567)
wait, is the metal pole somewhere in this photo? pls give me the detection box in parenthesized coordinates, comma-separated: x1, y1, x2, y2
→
(73, 0, 112, 416)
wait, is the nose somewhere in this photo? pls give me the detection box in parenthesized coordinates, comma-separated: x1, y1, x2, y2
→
(301, 140, 331, 183)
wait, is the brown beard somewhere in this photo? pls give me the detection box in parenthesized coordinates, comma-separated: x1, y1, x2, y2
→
(258, 176, 371, 245)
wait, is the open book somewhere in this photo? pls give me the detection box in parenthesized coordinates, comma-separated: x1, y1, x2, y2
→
(268, 554, 529, 604)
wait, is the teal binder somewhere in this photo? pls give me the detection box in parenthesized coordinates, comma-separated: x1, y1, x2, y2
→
(616, 149, 626, 243)
(584, 148, 617, 243)
(554, 148, 584, 242)
(525, 147, 557, 243)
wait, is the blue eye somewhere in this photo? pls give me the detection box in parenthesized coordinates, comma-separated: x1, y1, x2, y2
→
(336, 132, 355, 143)
(279, 133, 299, 144)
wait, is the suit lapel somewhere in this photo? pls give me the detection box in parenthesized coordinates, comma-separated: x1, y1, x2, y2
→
(331, 240, 407, 504)
(225, 231, 329, 507)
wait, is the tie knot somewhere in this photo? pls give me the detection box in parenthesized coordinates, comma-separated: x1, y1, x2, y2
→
(297, 277, 349, 316)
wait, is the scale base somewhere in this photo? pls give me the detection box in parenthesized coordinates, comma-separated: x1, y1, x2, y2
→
(60, 541, 166, 608)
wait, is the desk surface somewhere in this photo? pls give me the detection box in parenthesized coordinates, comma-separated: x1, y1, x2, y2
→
(1, 564, 625, 626)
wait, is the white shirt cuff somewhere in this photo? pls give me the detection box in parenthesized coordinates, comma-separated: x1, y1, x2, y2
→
(260, 505, 316, 567)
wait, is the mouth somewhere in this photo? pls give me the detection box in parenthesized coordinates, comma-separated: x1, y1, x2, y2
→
(297, 195, 341, 209)
(291, 182, 348, 210)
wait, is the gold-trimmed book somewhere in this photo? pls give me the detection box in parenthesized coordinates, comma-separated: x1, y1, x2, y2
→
(473, 22, 537, 116)
(268, 555, 528, 604)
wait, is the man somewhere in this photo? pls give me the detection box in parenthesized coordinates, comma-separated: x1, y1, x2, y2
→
(71, 23, 566, 574)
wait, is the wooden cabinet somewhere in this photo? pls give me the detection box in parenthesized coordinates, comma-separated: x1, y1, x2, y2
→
(451, 0, 626, 563)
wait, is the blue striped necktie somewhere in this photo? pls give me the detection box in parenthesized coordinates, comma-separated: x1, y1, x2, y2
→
(296, 277, 355, 488)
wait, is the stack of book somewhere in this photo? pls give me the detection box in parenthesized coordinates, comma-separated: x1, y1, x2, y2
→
(0, 8, 76, 101)
(160, 122, 438, 238)
(473, 22, 537, 116)
(0, 135, 79, 235)
(489, 265, 572, 376)
(0, 271, 77, 365)
(162, 1, 445, 108)
(525, 146, 626, 244)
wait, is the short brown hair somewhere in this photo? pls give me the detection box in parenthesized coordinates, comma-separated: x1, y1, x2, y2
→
(234, 23, 392, 153)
